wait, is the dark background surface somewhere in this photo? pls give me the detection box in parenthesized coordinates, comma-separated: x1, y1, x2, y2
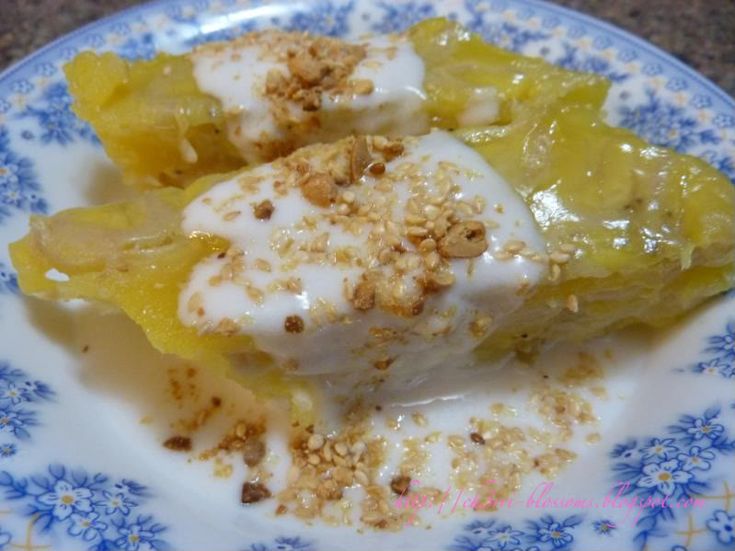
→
(1, 0, 734, 97)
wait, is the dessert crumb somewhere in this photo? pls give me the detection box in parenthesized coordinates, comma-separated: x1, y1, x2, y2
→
(163, 435, 192, 452)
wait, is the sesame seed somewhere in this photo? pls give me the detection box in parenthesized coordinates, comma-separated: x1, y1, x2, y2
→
(504, 240, 526, 254)
(307, 433, 325, 451)
(354, 469, 369, 486)
(418, 238, 437, 253)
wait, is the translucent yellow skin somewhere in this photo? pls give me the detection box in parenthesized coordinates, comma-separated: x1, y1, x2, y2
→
(9, 174, 314, 417)
(64, 18, 608, 187)
(66, 54, 244, 188)
(464, 104, 735, 356)
(10, 104, 735, 371)
(409, 18, 609, 129)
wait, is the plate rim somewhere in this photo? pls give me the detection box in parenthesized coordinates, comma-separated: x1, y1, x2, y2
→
(0, 0, 733, 111)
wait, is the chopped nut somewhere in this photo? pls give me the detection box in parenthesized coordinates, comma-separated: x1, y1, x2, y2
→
(351, 279, 376, 311)
(284, 315, 305, 334)
(390, 475, 411, 496)
(241, 481, 271, 504)
(421, 270, 455, 292)
(301, 173, 337, 207)
(242, 438, 266, 467)
(350, 136, 372, 182)
(469, 432, 486, 445)
(163, 435, 192, 452)
(253, 199, 275, 220)
(438, 221, 488, 259)
(566, 294, 579, 313)
(287, 55, 328, 86)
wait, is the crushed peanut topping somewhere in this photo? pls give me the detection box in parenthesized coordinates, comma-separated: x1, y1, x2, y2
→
(163, 435, 192, 452)
(300, 172, 337, 207)
(194, 30, 388, 160)
(351, 279, 376, 311)
(253, 199, 275, 220)
(438, 221, 488, 259)
(390, 475, 412, 496)
(284, 315, 305, 334)
(241, 481, 272, 504)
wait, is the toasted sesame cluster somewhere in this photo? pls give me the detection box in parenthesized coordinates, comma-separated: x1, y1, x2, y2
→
(277, 416, 408, 529)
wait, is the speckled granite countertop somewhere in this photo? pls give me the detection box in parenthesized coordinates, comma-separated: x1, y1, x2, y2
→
(1, 0, 733, 97)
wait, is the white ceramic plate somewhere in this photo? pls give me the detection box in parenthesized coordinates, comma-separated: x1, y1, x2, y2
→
(0, 1, 734, 550)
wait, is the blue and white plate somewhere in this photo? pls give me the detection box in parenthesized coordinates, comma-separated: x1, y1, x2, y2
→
(0, 1, 734, 550)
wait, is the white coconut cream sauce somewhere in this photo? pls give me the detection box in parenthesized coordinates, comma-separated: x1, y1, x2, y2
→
(190, 34, 429, 162)
(179, 131, 547, 391)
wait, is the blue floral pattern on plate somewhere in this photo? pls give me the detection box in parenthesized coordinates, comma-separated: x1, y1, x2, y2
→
(0, 126, 46, 223)
(246, 537, 316, 551)
(0, 361, 53, 450)
(449, 515, 585, 551)
(0, 262, 18, 295)
(683, 320, 735, 379)
(0, 464, 168, 550)
(0, 1, 733, 550)
(610, 406, 735, 550)
(18, 82, 98, 146)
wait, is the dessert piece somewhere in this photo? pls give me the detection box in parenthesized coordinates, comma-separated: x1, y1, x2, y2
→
(64, 18, 607, 187)
(10, 105, 735, 404)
